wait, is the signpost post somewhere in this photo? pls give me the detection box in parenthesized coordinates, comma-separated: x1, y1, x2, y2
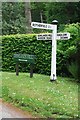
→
(31, 21, 70, 81)
(50, 20, 58, 81)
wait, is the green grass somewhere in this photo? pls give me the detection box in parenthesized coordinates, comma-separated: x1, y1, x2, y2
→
(1, 72, 79, 118)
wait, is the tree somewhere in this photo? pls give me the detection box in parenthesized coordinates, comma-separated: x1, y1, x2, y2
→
(2, 2, 26, 35)
(31, 2, 46, 23)
(2, 2, 80, 35)
(24, 1, 32, 33)
(44, 2, 80, 24)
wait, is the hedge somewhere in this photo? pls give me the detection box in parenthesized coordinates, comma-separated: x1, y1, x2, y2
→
(2, 24, 78, 76)
(2, 34, 52, 75)
(1, 31, 77, 76)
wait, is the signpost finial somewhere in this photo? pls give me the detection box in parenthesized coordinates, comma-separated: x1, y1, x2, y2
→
(52, 20, 58, 25)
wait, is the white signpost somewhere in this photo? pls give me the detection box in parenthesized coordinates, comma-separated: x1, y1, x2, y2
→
(36, 33, 70, 40)
(31, 22, 55, 30)
(31, 21, 70, 81)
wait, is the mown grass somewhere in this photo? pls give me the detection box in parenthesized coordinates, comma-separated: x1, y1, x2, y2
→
(1, 72, 79, 118)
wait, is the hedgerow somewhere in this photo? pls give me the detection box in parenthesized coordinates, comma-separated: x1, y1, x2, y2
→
(2, 23, 79, 78)
(2, 34, 51, 75)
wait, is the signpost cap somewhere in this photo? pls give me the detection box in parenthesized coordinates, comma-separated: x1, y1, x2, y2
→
(52, 20, 58, 25)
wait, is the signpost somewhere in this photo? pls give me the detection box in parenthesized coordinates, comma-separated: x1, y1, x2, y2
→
(31, 21, 70, 81)
(31, 22, 55, 30)
(36, 33, 70, 40)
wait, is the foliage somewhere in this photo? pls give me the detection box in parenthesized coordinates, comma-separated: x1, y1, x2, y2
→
(2, 72, 79, 118)
(31, 2, 46, 23)
(2, 23, 79, 78)
(68, 62, 78, 80)
(1, 33, 69, 76)
(58, 23, 79, 52)
(2, 2, 26, 35)
(56, 49, 69, 77)
(45, 2, 80, 24)
(65, 46, 77, 58)
(2, 2, 80, 35)
(77, 41, 80, 82)
(2, 34, 51, 75)
(57, 23, 79, 79)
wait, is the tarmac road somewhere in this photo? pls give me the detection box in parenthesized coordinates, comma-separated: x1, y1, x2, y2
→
(0, 99, 34, 119)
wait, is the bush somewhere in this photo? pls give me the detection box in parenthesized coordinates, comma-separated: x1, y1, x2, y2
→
(57, 23, 79, 77)
(76, 34, 80, 82)
(68, 61, 78, 80)
(2, 23, 79, 77)
(2, 33, 69, 76)
(2, 34, 51, 75)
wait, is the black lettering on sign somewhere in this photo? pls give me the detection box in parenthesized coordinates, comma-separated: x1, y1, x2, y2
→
(60, 36, 68, 39)
(38, 35, 42, 37)
(57, 34, 62, 36)
(43, 34, 47, 37)
(64, 34, 67, 35)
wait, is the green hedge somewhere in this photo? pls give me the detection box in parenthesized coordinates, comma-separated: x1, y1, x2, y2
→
(2, 34, 52, 75)
(2, 23, 79, 77)
(2, 34, 66, 76)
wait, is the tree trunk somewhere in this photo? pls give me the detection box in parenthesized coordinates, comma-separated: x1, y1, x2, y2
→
(40, 10, 43, 23)
(25, 1, 32, 33)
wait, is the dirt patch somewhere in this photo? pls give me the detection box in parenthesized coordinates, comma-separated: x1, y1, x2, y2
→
(0, 99, 37, 118)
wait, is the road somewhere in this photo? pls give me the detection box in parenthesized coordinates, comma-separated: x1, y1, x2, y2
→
(0, 99, 35, 119)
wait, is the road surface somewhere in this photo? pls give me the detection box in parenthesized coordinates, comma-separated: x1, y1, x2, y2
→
(0, 99, 35, 119)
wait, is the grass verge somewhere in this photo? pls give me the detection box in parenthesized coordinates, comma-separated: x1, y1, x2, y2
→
(1, 72, 79, 118)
